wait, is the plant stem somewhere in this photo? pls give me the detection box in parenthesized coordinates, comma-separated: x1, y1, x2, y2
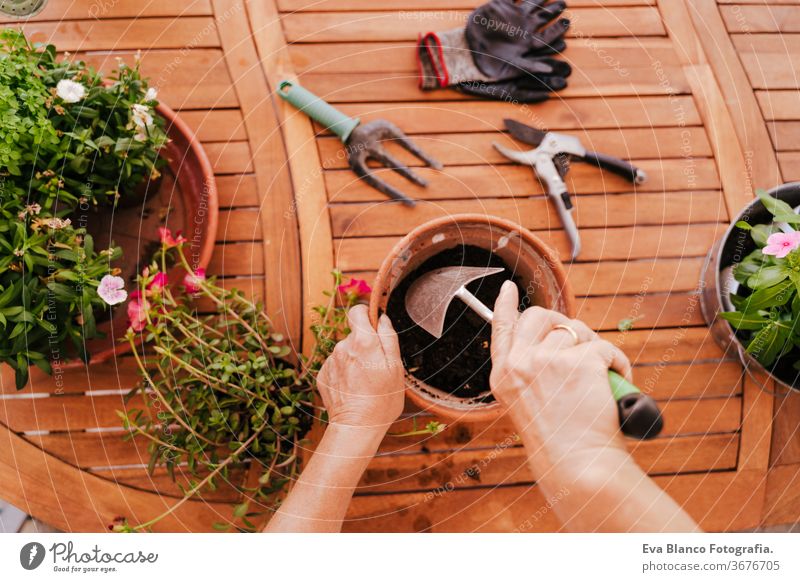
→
(132, 426, 266, 531)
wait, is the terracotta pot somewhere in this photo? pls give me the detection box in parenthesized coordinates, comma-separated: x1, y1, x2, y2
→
(75, 102, 219, 366)
(369, 214, 575, 421)
(701, 182, 800, 392)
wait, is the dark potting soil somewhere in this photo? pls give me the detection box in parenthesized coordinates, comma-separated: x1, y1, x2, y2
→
(386, 245, 523, 401)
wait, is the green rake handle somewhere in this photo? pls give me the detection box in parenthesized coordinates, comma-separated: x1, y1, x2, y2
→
(278, 80, 360, 142)
(608, 371, 663, 440)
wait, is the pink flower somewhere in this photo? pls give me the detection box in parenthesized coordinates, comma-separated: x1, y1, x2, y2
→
(762, 231, 800, 258)
(127, 292, 149, 332)
(148, 272, 168, 292)
(158, 227, 187, 248)
(183, 267, 206, 294)
(337, 278, 372, 298)
(97, 275, 127, 306)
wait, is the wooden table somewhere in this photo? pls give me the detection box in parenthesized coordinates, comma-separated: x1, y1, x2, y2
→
(0, 0, 796, 532)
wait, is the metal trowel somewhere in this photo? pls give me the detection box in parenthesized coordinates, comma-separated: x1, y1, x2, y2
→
(405, 266, 663, 440)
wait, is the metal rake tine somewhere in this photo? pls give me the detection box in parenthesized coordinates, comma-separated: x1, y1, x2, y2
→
(349, 157, 417, 207)
(370, 146, 428, 187)
(386, 125, 443, 171)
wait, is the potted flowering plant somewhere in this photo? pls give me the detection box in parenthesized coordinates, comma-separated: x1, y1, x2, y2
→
(703, 186, 800, 390)
(0, 31, 216, 386)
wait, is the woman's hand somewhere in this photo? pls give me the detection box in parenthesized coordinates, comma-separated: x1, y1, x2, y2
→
(316, 304, 405, 434)
(489, 281, 633, 475)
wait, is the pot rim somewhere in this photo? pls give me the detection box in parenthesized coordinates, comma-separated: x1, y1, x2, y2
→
(369, 213, 575, 421)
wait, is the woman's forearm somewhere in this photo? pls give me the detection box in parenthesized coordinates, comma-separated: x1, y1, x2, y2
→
(523, 435, 700, 532)
(264, 424, 384, 533)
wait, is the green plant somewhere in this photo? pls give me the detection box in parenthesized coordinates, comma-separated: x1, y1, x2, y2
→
(720, 189, 800, 368)
(0, 29, 168, 208)
(116, 237, 357, 531)
(0, 30, 170, 388)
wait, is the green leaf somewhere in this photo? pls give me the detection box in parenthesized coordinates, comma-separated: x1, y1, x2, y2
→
(232, 502, 249, 518)
(735, 220, 753, 231)
(719, 311, 771, 331)
(757, 189, 800, 223)
(746, 321, 791, 367)
(747, 265, 789, 289)
(738, 279, 794, 311)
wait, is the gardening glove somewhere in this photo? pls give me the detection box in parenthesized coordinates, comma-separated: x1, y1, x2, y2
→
(417, 0, 571, 101)
(456, 64, 570, 103)
(467, 0, 570, 79)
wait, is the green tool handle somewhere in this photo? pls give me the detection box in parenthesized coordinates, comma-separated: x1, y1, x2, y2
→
(608, 371, 663, 440)
(278, 80, 360, 142)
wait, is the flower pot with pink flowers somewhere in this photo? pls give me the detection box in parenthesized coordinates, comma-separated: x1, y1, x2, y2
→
(701, 184, 800, 391)
(0, 30, 217, 388)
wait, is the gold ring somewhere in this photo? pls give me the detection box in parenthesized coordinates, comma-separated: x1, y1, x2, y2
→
(553, 323, 579, 344)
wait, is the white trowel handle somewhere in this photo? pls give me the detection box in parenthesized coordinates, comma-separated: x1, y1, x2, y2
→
(454, 286, 495, 322)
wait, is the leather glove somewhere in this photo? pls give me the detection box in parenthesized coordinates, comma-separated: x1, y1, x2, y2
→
(417, 0, 570, 102)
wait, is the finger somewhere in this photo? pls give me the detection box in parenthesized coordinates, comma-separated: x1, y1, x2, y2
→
(574, 339, 633, 382)
(347, 304, 380, 349)
(515, 306, 570, 346)
(538, 317, 597, 350)
(491, 280, 519, 362)
(377, 314, 402, 364)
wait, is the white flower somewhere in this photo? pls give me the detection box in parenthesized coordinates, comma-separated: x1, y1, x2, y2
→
(97, 275, 128, 306)
(144, 87, 158, 101)
(56, 79, 86, 103)
(131, 104, 153, 129)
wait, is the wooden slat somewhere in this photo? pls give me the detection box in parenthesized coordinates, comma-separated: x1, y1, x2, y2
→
(281, 8, 665, 43)
(721, 6, 800, 33)
(215, 0, 304, 346)
(361, 434, 738, 494)
(334, 224, 726, 271)
(757, 90, 800, 121)
(298, 65, 689, 101)
(328, 191, 727, 237)
(319, 96, 701, 134)
(577, 291, 705, 331)
(778, 152, 800, 181)
(569, 257, 704, 295)
(0, 394, 147, 432)
(217, 209, 261, 242)
(733, 34, 800, 90)
(689, 0, 782, 189)
(180, 110, 248, 142)
(764, 464, 800, 526)
(289, 39, 680, 74)
(323, 159, 720, 203)
(0, 0, 212, 21)
(89, 466, 244, 503)
(208, 243, 265, 276)
(278, 0, 655, 10)
(771, 389, 800, 466)
(767, 121, 800, 151)
(1, 358, 139, 395)
(19, 18, 220, 51)
(216, 175, 259, 207)
(602, 327, 728, 365)
(79, 50, 238, 110)
(318, 127, 713, 169)
(205, 142, 253, 174)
